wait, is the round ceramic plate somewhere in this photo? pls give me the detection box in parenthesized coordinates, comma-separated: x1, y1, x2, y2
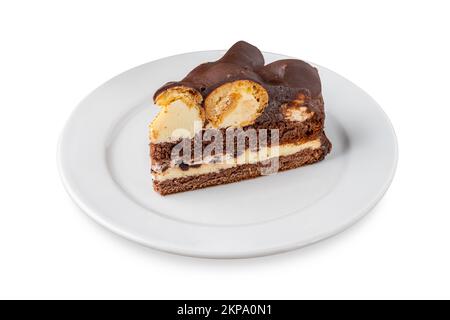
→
(58, 50, 398, 258)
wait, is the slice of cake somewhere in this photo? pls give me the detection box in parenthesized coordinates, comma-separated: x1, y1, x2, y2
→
(150, 41, 331, 195)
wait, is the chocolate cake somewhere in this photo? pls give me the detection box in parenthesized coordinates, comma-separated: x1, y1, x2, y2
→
(150, 41, 331, 195)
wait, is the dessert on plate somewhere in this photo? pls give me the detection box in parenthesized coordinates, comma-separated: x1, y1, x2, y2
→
(150, 41, 331, 195)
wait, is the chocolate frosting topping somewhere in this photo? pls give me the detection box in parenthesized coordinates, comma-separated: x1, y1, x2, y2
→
(154, 41, 321, 101)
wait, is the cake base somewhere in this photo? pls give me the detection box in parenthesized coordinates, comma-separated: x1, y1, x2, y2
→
(153, 137, 331, 195)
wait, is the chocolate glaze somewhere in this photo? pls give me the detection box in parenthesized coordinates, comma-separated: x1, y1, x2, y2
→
(153, 41, 322, 116)
(154, 41, 264, 99)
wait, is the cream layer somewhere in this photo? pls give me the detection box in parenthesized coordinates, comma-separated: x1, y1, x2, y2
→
(152, 138, 321, 181)
(150, 100, 313, 144)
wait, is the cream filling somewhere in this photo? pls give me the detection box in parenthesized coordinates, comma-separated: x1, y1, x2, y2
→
(204, 92, 261, 129)
(217, 92, 260, 128)
(150, 100, 203, 143)
(151, 98, 313, 144)
(153, 138, 321, 181)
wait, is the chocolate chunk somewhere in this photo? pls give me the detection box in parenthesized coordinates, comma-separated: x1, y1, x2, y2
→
(179, 162, 190, 171)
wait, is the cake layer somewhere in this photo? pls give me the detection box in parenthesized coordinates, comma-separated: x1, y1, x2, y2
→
(153, 138, 331, 195)
(152, 137, 324, 181)
(150, 111, 324, 165)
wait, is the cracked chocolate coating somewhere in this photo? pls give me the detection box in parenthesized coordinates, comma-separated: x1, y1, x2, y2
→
(153, 41, 322, 116)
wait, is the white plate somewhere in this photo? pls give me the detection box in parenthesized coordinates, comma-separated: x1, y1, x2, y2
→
(58, 51, 398, 258)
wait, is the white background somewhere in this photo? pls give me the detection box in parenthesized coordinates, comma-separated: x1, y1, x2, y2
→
(1, 0, 449, 300)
